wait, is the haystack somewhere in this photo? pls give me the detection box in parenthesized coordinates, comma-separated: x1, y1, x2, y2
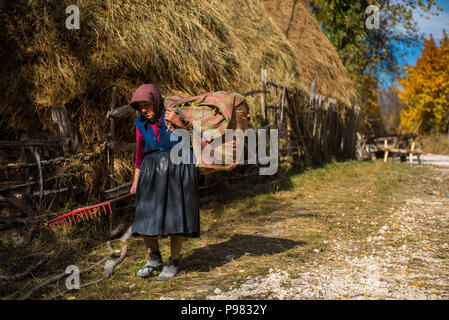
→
(261, 0, 358, 106)
(0, 0, 357, 149)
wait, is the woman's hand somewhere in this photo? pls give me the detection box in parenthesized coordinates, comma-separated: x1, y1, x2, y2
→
(130, 168, 140, 194)
(130, 181, 138, 194)
(165, 109, 185, 128)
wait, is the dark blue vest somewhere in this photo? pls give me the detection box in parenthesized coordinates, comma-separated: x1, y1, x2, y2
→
(135, 107, 182, 153)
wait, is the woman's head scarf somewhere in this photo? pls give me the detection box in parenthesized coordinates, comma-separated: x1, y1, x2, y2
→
(130, 84, 164, 129)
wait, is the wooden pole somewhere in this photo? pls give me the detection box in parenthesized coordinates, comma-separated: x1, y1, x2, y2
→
(0, 140, 66, 147)
(50, 105, 82, 155)
(260, 68, 267, 126)
(108, 86, 118, 233)
(278, 85, 286, 151)
(409, 138, 415, 164)
(270, 69, 278, 127)
(383, 138, 389, 162)
(33, 147, 43, 202)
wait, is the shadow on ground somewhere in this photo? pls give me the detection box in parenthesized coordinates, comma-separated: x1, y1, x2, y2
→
(180, 233, 305, 272)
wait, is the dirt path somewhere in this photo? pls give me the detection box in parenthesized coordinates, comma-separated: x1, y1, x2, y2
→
(392, 153, 449, 167)
(417, 154, 449, 167)
(208, 166, 449, 300)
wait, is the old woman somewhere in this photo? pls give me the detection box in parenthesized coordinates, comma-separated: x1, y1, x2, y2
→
(129, 84, 200, 280)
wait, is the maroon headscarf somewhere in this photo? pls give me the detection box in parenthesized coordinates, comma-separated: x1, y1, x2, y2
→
(130, 84, 164, 129)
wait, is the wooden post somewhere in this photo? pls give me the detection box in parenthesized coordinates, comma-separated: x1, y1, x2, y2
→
(260, 68, 267, 126)
(285, 90, 294, 163)
(270, 69, 278, 127)
(108, 87, 118, 183)
(51, 105, 82, 156)
(310, 79, 317, 96)
(24, 148, 35, 205)
(384, 139, 389, 162)
(108, 86, 118, 233)
(278, 85, 286, 161)
(409, 138, 415, 164)
(33, 147, 43, 201)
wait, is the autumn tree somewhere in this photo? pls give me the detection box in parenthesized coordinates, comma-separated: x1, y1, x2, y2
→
(398, 31, 449, 134)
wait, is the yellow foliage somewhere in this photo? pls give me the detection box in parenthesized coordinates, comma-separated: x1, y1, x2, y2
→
(397, 31, 449, 133)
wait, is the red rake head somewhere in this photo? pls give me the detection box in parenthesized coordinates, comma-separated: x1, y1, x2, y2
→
(46, 201, 112, 232)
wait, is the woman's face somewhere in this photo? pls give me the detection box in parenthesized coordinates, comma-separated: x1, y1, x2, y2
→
(138, 102, 155, 119)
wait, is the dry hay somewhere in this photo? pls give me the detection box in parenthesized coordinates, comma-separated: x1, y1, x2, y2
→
(0, 0, 294, 145)
(0, 0, 357, 148)
(261, 0, 358, 106)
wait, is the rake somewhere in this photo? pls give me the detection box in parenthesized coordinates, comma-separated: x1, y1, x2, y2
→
(45, 201, 112, 232)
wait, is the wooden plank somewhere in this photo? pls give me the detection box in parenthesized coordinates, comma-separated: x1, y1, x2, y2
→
(374, 146, 423, 154)
(265, 81, 284, 89)
(24, 148, 35, 203)
(33, 147, 43, 201)
(310, 79, 317, 96)
(0, 153, 99, 170)
(278, 85, 286, 153)
(107, 105, 134, 119)
(292, 95, 311, 162)
(0, 140, 66, 147)
(323, 98, 332, 162)
(260, 68, 267, 126)
(270, 69, 277, 127)
(243, 89, 270, 97)
(107, 142, 136, 152)
(409, 139, 416, 164)
(51, 105, 82, 155)
(0, 173, 85, 192)
(108, 86, 118, 233)
(350, 106, 360, 158)
(103, 182, 132, 200)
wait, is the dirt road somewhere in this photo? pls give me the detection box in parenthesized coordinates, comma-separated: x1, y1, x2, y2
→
(417, 153, 449, 167)
(209, 166, 449, 300)
(392, 153, 449, 167)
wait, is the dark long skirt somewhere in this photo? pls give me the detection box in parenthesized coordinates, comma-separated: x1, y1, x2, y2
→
(131, 149, 200, 239)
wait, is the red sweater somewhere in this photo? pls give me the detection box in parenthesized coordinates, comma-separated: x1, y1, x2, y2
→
(134, 119, 161, 169)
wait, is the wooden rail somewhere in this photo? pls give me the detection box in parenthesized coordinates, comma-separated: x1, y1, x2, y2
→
(0, 140, 68, 147)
